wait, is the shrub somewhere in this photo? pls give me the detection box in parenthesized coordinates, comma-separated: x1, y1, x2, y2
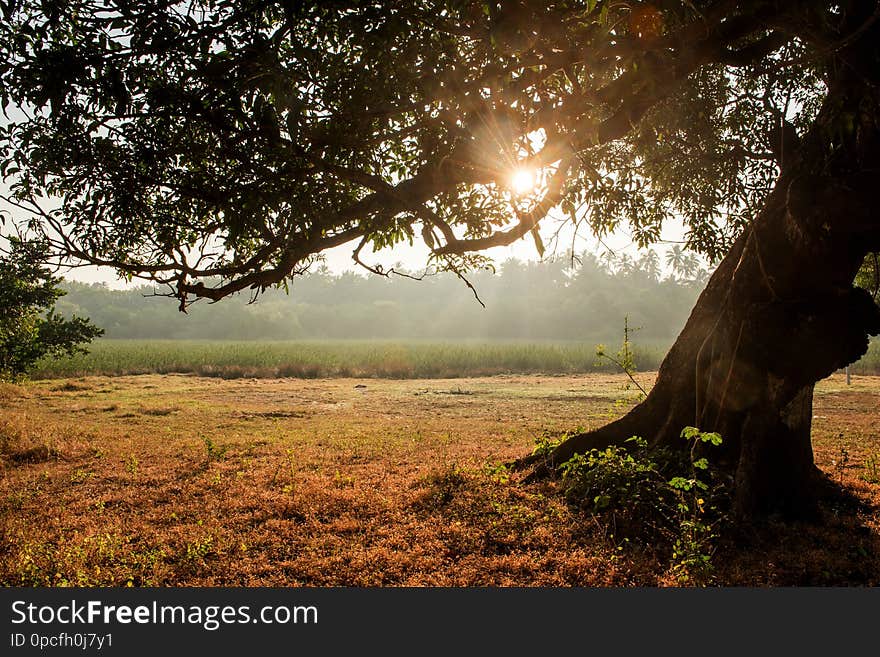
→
(559, 428, 728, 584)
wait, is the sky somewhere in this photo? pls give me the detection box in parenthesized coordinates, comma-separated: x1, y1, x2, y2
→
(57, 222, 687, 288)
(45, 208, 690, 289)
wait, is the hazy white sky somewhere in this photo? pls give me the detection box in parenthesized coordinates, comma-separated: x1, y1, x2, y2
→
(56, 213, 688, 289)
(2, 177, 690, 289)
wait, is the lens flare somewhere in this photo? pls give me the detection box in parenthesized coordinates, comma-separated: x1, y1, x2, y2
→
(510, 168, 535, 195)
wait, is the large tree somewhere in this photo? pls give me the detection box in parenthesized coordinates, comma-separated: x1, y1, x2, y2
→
(1, 0, 878, 518)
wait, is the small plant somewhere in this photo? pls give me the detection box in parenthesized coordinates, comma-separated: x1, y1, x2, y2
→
(531, 431, 565, 457)
(184, 537, 214, 564)
(560, 436, 658, 513)
(270, 448, 297, 495)
(333, 470, 355, 488)
(484, 461, 511, 485)
(484, 499, 539, 548)
(123, 454, 139, 476)
(861, 454, 880, 484)
(667, 427, 725, 585)
(69, 468, 93, 484)
(595, 316, 647, 398)
(422, 464, 467, 506)
(202, 435, 228, 462)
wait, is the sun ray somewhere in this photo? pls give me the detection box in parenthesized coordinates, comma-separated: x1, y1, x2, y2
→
(510, 168, 536, 195)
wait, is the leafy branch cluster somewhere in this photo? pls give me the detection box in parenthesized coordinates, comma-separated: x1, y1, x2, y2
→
(0, 238, 102, 380)
(558, 427, 728, 584)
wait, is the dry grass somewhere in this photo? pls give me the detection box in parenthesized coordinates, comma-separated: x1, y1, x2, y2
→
(0, 372, 877, 586)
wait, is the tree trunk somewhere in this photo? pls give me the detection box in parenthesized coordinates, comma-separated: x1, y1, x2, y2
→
(542, 50, 880, 520)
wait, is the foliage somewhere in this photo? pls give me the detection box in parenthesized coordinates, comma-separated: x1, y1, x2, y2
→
(202, 436, 228, 463)
(0, 239, 102, 379)
(862, 454, 880, 485)
(559, 428, 728, 584)
(531, 431, 566, 458)
(0, 1, 834, 305)
(855, 253, 879, 305)
(560, 436, 665, 517)
(52, 252, 702, 341)
(667, 426, 725, 584)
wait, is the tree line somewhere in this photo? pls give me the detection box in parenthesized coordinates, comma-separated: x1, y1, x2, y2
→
(56, 251, 707, 343)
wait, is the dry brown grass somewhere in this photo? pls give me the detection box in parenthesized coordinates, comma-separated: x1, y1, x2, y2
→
(0, 372, 877, 586)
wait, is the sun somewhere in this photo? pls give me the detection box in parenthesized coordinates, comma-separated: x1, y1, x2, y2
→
(509, 167, 536, 195)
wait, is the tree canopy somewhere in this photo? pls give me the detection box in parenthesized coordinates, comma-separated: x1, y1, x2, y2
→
(0, 238, 103, 379)
(0, 0, 843, 307)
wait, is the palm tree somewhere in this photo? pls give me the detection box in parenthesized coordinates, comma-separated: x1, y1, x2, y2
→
(637, 249, 661, 280)
(598, 249, 617, 274)
(680, 253, 700, 280)
(617, 253, 634, 275)
(664, 245, 686, 280)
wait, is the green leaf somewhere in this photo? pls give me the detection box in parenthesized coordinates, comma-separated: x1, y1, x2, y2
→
(700, 432, 722, 446)
(668, 476, 692, 491)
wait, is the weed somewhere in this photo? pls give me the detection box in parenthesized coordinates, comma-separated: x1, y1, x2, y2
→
(422, 465, 467, 507)
(270, 448, 297, 493)
(484, 499, 539, 550)
(202, 435, 228, 462)
(70, 468, 93, 484)
(560, 436, 665, 519)
(184, 537, 215, 564)
(531, 431, 564, 457)
(484, 461, 511, 485)
(595, 316, 647, 398)
(123, 454, 139, 476)
(861, 454, 880, 484)
(666, 427, 725, 585)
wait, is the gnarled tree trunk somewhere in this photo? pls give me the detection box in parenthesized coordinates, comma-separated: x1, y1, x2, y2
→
(542, 51, 880, 520)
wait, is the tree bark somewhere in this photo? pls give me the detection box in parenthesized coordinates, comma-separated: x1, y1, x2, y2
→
(541, 47, 880, 520)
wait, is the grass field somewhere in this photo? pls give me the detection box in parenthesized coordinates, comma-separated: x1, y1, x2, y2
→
(29, 338, 880, 380)
(1, 371, 878, 586)
(29, 339, 671, 379)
